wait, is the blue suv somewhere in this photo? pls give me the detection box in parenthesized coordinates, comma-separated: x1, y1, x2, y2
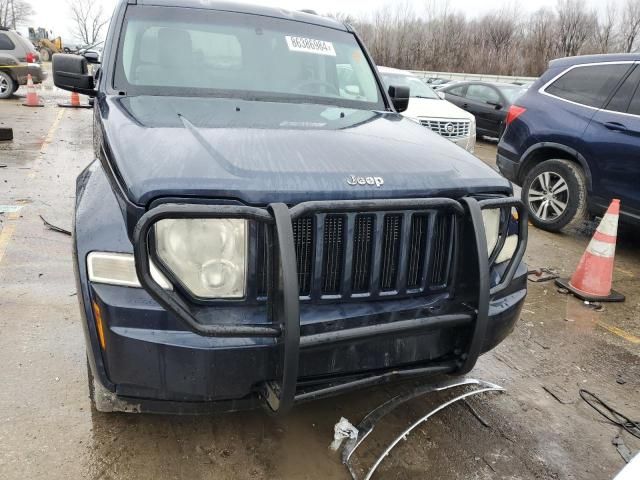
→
(498, 54, 640, 231)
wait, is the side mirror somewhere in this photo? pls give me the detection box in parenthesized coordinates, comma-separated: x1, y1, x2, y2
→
(83, 51, 100, 64)
(388, 85, 410, 113)
(437, 91, 446, 100)
(487, 101, 503, 110)
(52, 53, 95, 95)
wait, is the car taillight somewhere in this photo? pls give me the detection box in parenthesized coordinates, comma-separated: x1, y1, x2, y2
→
(506, 105, 526, 126)
(26, 52, 35, 63)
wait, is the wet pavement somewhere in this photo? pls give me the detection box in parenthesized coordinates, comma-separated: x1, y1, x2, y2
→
(0, 72, 638, 479)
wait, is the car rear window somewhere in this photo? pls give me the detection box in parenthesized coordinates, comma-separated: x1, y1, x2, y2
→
(627, 83, 640, 115)
(0, 33, 15, 50)
(606, 66, 640, 113)
(14, 34, 36, 52)
(545, 63, 631, 108)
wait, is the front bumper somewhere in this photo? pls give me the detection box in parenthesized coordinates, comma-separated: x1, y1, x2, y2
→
(83, 196, 527, 414)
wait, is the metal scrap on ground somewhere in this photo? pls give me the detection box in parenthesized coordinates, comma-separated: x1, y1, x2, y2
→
(338, 378, 504, 480)
(39, 215, 71, 236)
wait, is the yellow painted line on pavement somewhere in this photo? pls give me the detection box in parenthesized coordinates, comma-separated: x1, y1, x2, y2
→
(0, 210, 21, 265)
(596, 320, 640, 345)
(28, 109, 64, 179)
(1, 109, 65, 265)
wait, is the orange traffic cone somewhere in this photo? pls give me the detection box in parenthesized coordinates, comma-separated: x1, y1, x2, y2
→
(555, 199, 625, 302)
(58, 90, 92, 109)
(22, 74, 43, 107)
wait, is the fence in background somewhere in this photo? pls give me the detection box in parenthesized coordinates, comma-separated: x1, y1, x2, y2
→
(409, 70, 538, 85)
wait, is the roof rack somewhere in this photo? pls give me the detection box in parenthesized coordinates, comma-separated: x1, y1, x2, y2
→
(299, 9, 318, 15)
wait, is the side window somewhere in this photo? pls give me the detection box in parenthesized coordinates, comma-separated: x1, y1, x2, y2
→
(0, 33, 15, 50)
(627, 83, 640, 116)
(447, 85, 466, 97)
(545, 63, 631, 108)
(465, 84, 500, 104)
(606, 66, 640, 113)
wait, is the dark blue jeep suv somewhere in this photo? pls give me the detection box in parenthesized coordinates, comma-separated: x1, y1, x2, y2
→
(51, 0, 527, 415)
(498, 54, 640, 231)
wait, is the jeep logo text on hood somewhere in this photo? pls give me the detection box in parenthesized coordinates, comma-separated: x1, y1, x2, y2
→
(347, 175, 384, 187)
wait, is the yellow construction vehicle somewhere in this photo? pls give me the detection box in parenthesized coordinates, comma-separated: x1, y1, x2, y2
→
(28, 27, 64, 62)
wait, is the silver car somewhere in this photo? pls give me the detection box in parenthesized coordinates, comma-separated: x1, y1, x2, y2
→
(0, 27, 47, 98)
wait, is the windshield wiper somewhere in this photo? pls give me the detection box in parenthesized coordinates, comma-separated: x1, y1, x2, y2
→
(413, 95, 436, 99)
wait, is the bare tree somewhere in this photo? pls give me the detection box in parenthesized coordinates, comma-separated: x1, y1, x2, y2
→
(556, 0, 597, 57)
(68, 0, 109, 46)
(594, 1, 618, 53)
(620, 0, 640, 52)
(522, 8, 558, 75)
(480, 6, 521, 74)
(341, 0, 640, 78)
(0, 0, 33, 29)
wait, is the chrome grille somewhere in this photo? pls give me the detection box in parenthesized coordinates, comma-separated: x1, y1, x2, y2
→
(420, 119, 470, 138)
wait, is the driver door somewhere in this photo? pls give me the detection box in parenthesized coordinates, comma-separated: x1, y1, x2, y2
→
(462, 84, 503, 137)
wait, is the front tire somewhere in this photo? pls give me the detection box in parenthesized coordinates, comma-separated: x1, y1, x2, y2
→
(41, 48, 52, 62)
(0, 71, 16, 99)
(522, 159, 588, 232)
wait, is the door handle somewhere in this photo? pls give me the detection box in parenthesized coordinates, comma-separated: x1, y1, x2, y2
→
(604, 121, 628, 132)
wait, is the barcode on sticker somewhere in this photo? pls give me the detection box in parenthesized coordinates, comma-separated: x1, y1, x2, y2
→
(286, 36, 336, 56)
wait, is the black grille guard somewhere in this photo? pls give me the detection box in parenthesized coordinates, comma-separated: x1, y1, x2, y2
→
(132, 197, 527, 415)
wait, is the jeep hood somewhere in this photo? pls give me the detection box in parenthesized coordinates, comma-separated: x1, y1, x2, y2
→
(100, 95, 510, 206)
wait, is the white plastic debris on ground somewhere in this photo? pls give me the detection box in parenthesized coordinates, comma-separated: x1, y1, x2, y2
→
(329, 417, 358, 451)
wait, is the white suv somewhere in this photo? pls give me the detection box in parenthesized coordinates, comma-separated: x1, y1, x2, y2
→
(378, 67, 476, 153)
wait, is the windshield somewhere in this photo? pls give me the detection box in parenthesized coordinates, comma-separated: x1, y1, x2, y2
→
(114, 6, 384, 109)
(498, 85, 526, 104)
(380, 72, 439, 99)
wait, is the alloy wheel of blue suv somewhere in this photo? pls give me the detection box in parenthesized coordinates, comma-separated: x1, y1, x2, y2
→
(522, 159, 588, 232)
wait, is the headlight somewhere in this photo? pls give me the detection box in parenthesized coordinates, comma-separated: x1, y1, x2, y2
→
(88, 252, 172, 290)
(495, 208, 520, 264)
(481, 208, 500, 256)
(495, 235, 518, 264)
(155, 218, 247, 299)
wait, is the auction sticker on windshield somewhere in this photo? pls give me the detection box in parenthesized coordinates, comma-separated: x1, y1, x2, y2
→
(286, 36, 336, 56)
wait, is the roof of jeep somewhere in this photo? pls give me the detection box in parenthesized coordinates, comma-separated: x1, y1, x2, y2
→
(132, 0, 348, 31)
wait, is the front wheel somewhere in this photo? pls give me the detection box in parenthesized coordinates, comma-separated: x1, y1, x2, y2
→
(41, 48, 52, 62)
(522, 159, 588, 232)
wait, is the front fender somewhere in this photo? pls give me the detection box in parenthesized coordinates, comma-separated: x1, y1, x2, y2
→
(74, 160, 135, 391)
(521, 142, 593, 191)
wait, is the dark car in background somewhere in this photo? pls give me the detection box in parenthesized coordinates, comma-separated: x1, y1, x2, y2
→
(440, 81, 526, 139)
(52, 0, 527, 415)
(0, 27, 46, 98)
(498, 54, 640, 232)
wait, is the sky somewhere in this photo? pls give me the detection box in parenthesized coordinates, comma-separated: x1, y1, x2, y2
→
(20, 0, 605, 43)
